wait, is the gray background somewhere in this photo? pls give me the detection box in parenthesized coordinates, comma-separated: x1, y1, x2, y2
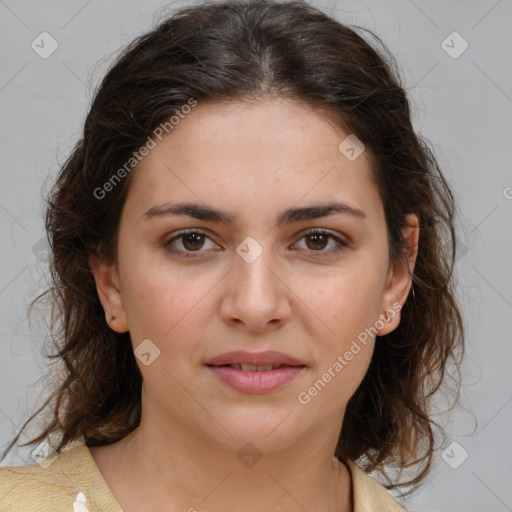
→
(1, 1, 511, 511)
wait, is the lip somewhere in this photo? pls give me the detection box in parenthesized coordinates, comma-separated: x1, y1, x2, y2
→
(204, 350, 307, 394)
(204, 350, 306, 367)
(206, 365, 306, 393)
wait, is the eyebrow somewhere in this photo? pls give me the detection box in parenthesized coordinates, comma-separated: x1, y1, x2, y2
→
(142, 200, 367, 225)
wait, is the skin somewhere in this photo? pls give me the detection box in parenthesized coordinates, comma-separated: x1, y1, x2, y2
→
(89, 97, 419, 512)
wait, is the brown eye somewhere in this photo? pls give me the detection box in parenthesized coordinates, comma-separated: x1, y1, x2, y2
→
(165, 229, 218, 257)
(181, 232, 206, 251)
(294, 229, 349, 256)
(304, 232, 330, 251)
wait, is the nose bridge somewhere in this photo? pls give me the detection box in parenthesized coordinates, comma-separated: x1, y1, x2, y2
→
(221, 234, 290, 328)
(234, 234, 280, 299)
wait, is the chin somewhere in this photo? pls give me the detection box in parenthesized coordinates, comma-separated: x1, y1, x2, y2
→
(206, 407, 304, 451)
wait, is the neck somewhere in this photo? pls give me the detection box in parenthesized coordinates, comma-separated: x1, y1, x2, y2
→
(90, 416, 353, 512)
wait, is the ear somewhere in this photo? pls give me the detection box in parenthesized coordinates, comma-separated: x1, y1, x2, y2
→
(89, 252, 129, 333)
(377, 213, 419, 336)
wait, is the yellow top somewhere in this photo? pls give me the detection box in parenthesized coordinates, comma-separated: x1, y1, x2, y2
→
(0, 444, 406, 511)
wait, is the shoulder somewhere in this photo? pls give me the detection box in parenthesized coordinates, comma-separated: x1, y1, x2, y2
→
(345, 459, 407, 512)
(0, 443, 120, 512)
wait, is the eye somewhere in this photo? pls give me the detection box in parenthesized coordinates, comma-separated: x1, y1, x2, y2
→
(293, 229, 349, 256)
(164, 229, 219, 257)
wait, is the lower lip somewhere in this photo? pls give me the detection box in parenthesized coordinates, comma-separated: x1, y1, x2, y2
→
(206, 365, 306, 393)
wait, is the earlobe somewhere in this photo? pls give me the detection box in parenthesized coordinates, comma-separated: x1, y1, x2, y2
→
(376, 301, 403, 336)
(377, 213, 419, 336)
(88, 253, 129, 333)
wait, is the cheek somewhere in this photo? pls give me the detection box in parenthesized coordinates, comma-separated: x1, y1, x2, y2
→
(122, 257, 217, 344)
(297, 335, 375, 416)
(294, 260, 382, 395)
(301, 261, 384, 331)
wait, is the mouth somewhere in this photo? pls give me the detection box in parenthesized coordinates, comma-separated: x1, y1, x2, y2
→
(204, 350, 306, 368)
(204, 351, 307, 393)
(206, 363, 305, 372)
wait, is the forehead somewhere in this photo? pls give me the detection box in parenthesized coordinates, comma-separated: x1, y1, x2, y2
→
(123, 98, 383, 225)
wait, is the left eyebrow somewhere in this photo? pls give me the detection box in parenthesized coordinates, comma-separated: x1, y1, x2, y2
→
(141, 200, 367, 225)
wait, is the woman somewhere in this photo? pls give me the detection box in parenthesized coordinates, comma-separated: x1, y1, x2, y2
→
(0, 1, 464, 510)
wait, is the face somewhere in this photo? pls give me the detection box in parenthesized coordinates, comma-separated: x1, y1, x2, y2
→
(91, 98, 418, 453)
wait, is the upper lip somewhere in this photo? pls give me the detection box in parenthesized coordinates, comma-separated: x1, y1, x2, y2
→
(205, 350, 306, 367)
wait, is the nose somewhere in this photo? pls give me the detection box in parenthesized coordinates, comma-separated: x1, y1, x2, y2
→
(219, 243, 292, 332)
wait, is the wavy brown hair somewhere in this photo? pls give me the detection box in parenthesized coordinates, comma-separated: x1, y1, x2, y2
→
(2, 0, 464, 495)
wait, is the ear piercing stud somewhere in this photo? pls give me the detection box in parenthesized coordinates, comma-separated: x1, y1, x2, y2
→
(381, 311, 392, 322)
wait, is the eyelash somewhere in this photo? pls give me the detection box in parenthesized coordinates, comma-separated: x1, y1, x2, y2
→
(164, 228, 349, 258)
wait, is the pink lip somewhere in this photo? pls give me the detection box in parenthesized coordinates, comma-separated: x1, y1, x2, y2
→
(206, 365, 306, 393)
(204, 350, 306, 367)
(204, 350, 307, 394)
